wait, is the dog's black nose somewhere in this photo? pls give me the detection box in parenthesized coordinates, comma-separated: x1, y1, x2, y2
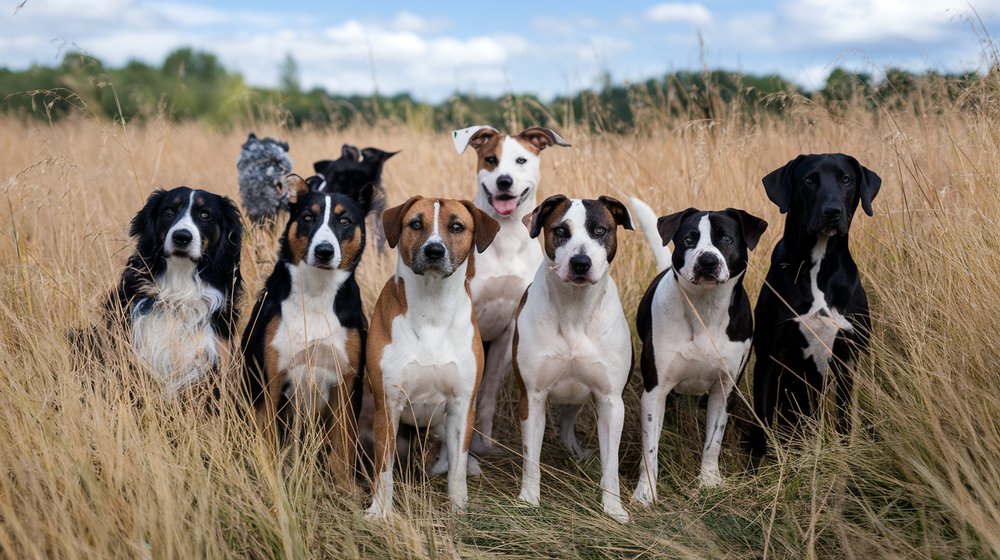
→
(171, 229, 193, 247)
(423, 242, 446, 261)
(695, 252, 720, 270)
(313, 242, 336, 262)
(570, 254, 592, 275)
(822, 207, 843, 220)
(495, 175, 514, 192)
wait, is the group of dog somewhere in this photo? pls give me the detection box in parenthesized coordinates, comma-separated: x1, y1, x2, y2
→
(100, 125, 882, 523)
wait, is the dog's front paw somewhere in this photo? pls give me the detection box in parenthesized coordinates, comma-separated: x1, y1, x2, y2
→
(467, 455, 482, 478)
(631, 483, 656, 507)
(698, 470, 723, 488)
(604, 502, 630, 524)
(518, 487, 540, 506)
(451, 493, 468, 513)
(470, 434, 499, 457)
(364, 504, 391, 520)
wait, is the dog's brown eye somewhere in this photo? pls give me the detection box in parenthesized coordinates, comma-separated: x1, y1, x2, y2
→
(804, 176, 816, 185)
(592, 226, 607, 237)
(683, 234, 697, 248)
(198, 211, 211, 221)
(163, 208, 176, 218)
(841, 175, 852, 184)
(516, 157, 527, 164)
(721, 235, 734, 245)
(485, 156, 498, 165)
(339, 217, 351, 226)
(553, 226, 569, 238)
(449, 222, 465, 234)
(409, 219, 423, 231)
(303, 214, 314, 223)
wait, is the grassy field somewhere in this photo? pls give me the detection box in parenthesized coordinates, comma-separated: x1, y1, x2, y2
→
(1, 83, 999, 559)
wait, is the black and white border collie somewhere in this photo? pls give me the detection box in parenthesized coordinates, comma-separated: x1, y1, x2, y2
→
(241, 174, 370, 480)
(105, 187, 243, 397)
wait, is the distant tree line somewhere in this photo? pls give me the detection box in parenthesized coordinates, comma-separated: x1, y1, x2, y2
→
(0, 48, 982, 130)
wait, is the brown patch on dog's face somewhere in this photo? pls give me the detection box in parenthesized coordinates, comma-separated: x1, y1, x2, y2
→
(473, 132, 504, 173)
(339, 220, 364, 271)
(385, 197, 498, 276)
(525, 195, 572, 260)
(285, 221, 309, 265)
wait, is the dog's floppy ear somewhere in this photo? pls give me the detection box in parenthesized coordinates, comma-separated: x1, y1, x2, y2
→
(382, 195, 423, 249)
(461, 200, 501, 253)
(843, 155, 882, 217)
(762, 155, 805, 214)
(656, 208, 699, 247)
(128, 189, 167, 240)
(212, 195, 245, 286)
(598, 195, 634, 230)
(282, 174, 311, 205)
(341, 144, 361, 161)
(516, 126, 571, 152)
(452, 125, 499, 154)
(724, 208, 768, 251)
(524, 194, 570, 239)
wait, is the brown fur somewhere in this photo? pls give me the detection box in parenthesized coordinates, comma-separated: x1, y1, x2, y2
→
(365, 275, 407, 492)
(523, 195, 572, 260)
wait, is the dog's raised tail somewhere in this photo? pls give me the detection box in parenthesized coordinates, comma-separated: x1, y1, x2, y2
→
(630, 197, 670, 272)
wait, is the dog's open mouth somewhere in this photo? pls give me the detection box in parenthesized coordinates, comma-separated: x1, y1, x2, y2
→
(482, 185, 530, 216)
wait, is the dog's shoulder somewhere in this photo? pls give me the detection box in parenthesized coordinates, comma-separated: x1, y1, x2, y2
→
(636, 268, 670, 342)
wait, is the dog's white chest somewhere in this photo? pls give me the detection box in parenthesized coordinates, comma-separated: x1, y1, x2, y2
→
(273, 293, 350, 401)
(651, 276, 750, 395)
(380, 302, 478, 428)
(131, 268, 223, 395)
(471, 220, 543, 340)
(795, 238, 853, 376)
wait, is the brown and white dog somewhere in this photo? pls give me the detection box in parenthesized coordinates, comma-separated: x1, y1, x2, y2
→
(365, 196, 500, 518)
(451, 125, 570, 456)
(513, 195, 634, 524)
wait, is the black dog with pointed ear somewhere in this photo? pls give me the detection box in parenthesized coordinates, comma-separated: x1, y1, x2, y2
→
(307, 144, 399, 254)
(749, 153, 882, 460)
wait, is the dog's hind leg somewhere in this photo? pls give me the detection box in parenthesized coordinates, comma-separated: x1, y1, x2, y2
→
(471, 325, 514, 456)
(558, 404, 590, 461)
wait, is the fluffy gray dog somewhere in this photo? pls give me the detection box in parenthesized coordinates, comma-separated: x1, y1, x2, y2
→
(236, 133, 293, 225)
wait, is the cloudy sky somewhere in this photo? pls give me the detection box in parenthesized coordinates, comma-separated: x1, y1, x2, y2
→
(2, 0, 998, 101)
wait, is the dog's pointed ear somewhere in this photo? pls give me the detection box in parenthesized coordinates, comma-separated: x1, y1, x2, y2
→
(279, 141, 289, 152)
(247, 132, 256, 141)
(598, 195, 634, 230)
(282, 174, 311, 205)
(656, 208, 699, 246)
(313, 160, 333, 175)
(516, 127, 571, 152)
(461, 200, 501, 253)
(842, 154, 882, 217)
(724, 208, 768, 251)
(361, 147, 400, 165)
(762, 155, 805, 214)
(525, 194, 570, 239)
(341, 144, 361, 161)
(452, 125, 499, 154)
(382, 196, 423, 249)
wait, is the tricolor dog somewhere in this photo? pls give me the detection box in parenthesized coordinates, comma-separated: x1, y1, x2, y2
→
(513, 195, 634, 524)
(748, 154, 881, 459)
(629, 198, 767, 503)
(365, 196, 500, 518)
(241, 174, 369, 480)
(452, 125, 570, 455)
(105, 187, 243, 397)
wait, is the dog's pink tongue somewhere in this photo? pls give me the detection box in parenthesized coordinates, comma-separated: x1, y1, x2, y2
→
(492, 198, 519, 216)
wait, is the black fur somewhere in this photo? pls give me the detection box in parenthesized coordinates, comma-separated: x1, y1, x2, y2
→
(749, 154, 882, 459)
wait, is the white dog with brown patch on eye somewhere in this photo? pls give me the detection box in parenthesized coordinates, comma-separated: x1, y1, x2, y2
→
(512, 194, 634, 524)
(364, 196, 500, 519)
(452, 125, 571, 458)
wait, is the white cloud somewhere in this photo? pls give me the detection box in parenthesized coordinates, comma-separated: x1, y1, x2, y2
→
(390, 11, 451, 34)
(644, 3, 713, 25)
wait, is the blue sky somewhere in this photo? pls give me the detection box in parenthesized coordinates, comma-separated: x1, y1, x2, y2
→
(3, 1, 998, 101)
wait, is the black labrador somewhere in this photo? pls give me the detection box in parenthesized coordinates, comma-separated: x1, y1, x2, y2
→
(748, 153, 882, 459)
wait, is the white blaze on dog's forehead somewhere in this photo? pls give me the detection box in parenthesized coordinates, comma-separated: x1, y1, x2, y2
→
(165, 190, 202, 258)
(452, 125, 497, 154)
(678, 214, 729, 284)
(428, 200, 443, 242)
(307, 195, 341, 266)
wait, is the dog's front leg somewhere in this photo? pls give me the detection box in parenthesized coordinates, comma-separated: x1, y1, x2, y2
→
(472, 325, 514, 455)
(633, 384, 670, 506)
(366, 390, 400, 519)
(446, 398, 473, 512)
(699, 380, 731, 487)
(596, 394, 629, 524)
(518, 391, 547, 506)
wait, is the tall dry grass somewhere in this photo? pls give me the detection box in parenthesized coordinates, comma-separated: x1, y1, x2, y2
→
(1, 79, 999, 558)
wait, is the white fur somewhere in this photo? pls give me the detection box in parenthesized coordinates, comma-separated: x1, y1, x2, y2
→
(630, 197, 670, 271)
(131, 258, 223, 395)
(305, 196, 342, 268)
(795, 235, 853, 376)
(271, 260, 352, 417)
(515, 220, 632, 524)
(365, 257, 479, 519)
